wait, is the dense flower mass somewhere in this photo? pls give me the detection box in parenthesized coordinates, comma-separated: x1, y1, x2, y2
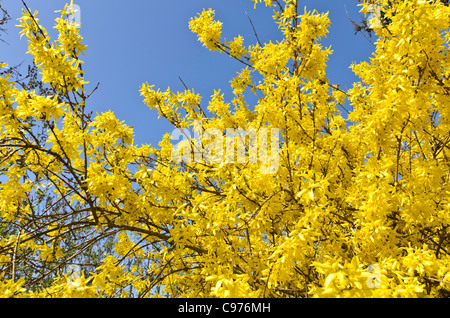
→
(0, 0, 449, 298)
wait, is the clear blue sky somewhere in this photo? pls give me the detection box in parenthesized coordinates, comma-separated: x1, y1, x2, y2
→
(1, 0, 374, 147)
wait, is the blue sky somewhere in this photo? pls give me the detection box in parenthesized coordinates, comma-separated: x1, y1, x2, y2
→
(1, 0, 374, 147)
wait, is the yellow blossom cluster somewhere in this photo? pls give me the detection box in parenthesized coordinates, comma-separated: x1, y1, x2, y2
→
(0, 0, 448, 298)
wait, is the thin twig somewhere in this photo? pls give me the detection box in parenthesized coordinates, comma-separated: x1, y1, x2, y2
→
(20, 0, 49, 42)
(178, 76, 189, 90)
(245, 11, 262, 47)
(344, 5, 375, 47)
(11, 229, 21, 282)
(86, 82, 100, 99)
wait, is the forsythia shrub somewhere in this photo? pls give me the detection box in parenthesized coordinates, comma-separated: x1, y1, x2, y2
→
(0, 0, 449, 298)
